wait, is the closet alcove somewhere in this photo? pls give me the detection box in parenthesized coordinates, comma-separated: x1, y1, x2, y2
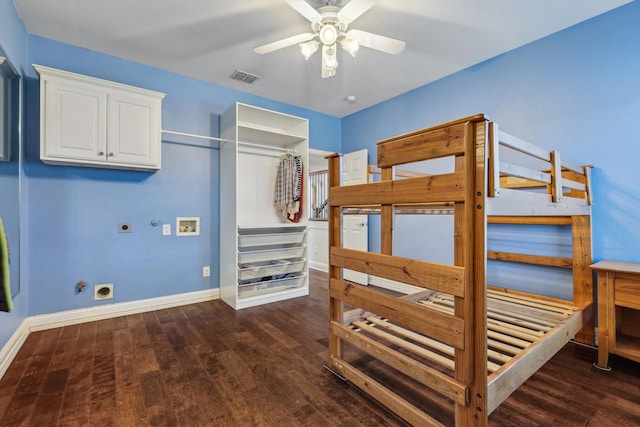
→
(219, 103, 309, 309)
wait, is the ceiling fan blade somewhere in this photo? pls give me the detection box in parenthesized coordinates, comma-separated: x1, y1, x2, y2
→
(286, 0, 321, 22)
(346, 29, 406, 55)
(338, 0, 379, 23)
(254, 33, 315, 54)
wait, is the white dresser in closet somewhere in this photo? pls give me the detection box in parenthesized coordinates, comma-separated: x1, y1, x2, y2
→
(220, 103, 309, 309)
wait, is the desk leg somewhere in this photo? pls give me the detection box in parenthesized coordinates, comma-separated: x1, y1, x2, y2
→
(595, 332, 611, 371)
(595, 270, 611, 371)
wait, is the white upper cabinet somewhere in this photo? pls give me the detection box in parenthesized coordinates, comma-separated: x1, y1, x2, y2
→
(107, 88, 161, 167)
(40, 73, 107, 162)
(34, 65, 165, 171)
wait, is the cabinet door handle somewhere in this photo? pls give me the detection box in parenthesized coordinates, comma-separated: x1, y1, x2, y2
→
(108, 153, 114, 157)
(98, 151, 105, 156)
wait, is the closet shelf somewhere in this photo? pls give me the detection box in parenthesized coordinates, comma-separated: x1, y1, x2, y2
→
(238, 222, 308, 229)
(238, 231, 306, 247)
(238, 258, 306, 281)
(237, 103, 307, 134)
(238, 122, 306, 146)
(237, 273, 306, 299)
(238, 244, 305, 264)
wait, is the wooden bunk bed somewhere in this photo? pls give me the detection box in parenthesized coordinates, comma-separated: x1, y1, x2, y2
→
(326, 114, 594, 426)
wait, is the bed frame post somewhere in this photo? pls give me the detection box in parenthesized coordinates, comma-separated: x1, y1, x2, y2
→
(454, 120, 489, 426)
(550, 151, 563, 203)
(487, 122, 500, 198)
(380, 167, 394, 255)
(572, 214, 595, 345)
(327, 153, 344, 363)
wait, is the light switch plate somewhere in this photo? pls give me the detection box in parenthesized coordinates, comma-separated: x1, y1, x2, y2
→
(162, 224, 171, 235)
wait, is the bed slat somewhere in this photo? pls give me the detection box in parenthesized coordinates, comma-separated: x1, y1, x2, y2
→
(366, 316, 455, 357)
(332, 321, 468, 404)
(421, 292, 567, 325)
(352, 320, 455, 371)
(362, 316, 504, 372)
(486, 308, 554, 331)
(487, 308, 586, 413)
(487, 338, 523, 356)
(487, 329, 531, 349)
(487, 291, 576, 315)
(329, 278, 465, 349)
(487, 318, 544, 340)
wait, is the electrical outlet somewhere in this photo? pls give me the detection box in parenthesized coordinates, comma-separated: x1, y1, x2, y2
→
(162, 224, 171, 235)
(94, 283, 114, 300)
(202, 266, 210, 277)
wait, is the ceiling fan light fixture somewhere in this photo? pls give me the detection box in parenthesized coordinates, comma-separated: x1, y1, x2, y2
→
(323, 45, 338, 69)
(340, 38, 359, 57)
(321, 44, 338, 78)
(319, 23, 338, 45)
(254, 0, 407, 79)
(300, 40, 319, 60)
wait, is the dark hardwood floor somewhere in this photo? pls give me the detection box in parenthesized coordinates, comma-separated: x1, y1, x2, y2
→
(1, 269, 639, 426)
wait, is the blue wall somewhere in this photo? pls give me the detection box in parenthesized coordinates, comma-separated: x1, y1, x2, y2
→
(0, 0, 28, 350)
(342, 1, 640, 273)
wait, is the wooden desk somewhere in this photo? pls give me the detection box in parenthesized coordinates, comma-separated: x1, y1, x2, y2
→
(591, 261, 640, 370)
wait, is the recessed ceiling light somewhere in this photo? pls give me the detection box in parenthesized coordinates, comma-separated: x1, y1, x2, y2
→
(346, 95, 356, 103)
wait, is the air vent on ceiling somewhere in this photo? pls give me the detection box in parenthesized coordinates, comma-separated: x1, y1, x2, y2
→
(229, 70, 260, 84)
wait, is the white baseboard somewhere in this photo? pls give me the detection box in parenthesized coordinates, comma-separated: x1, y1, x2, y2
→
(0, 288, 220, 378)
(369, 276, 422, 294)
(312, 272, 420, 293)
(0, 320, 30, 379)
(29, 288, 220, 331)
(308, 261, 328, 272)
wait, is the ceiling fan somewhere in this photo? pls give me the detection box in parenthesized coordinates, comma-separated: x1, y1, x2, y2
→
(254, 0, 406, 78)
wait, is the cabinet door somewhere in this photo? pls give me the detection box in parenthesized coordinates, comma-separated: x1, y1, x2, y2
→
(108, 89, 161, 168)
(42, 78, 107, 161)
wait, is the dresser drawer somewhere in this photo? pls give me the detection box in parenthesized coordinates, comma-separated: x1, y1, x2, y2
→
(615, 277, 640, 309)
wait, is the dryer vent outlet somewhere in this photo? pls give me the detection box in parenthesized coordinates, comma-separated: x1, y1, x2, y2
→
(94, 284, 114, 300)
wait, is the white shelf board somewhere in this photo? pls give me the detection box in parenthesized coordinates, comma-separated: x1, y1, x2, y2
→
(234, 286, 309, 310)
(237, 122, 306, 146)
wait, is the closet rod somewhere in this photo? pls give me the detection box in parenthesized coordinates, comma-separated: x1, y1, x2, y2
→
(238, 140, 295, 153)
(162, 129, 228, 142)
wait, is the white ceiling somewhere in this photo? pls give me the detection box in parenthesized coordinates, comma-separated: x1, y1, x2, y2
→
(14, 0, 631, 117)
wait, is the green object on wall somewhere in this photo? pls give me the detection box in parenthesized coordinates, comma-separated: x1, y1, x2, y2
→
(0, 215, 13, 312)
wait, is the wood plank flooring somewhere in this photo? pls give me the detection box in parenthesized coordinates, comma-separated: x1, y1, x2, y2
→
(1, 269, 639, 426)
